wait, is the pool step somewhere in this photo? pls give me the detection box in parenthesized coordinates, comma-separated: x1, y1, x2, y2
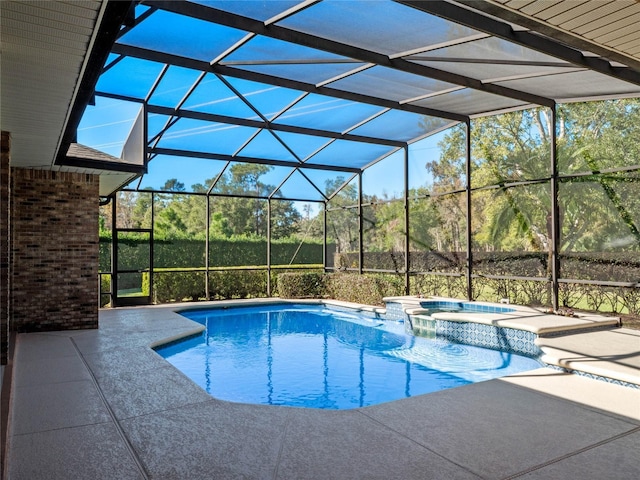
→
(536, 328, 640, 387)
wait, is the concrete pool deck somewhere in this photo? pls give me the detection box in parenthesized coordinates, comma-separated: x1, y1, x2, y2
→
(5, 300, 640, 479)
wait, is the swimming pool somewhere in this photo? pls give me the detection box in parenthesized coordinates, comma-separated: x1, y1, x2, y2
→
(156, 303, 541, 409)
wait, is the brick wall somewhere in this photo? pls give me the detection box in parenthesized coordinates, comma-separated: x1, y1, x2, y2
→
(1, 133, 9, 363)
(10, 168, 99, 331)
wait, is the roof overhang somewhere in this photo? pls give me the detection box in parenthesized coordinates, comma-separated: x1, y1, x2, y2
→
(1, 0, 134, 195)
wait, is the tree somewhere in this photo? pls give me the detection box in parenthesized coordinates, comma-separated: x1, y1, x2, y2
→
(326, 176, 359, 253)
(161, 179, 185, 192)
(295, 203, 323, 240)
(208, 164, 301, 238)
(155, 206, 188, 238)
(559, 101, 640, 250)
(135, 165, 303, 240)
(116, 190, 153, 229)
(432, 99, 640, 255)
(270, 199, 302, 238)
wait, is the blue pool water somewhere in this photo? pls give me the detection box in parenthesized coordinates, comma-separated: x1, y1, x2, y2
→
(419, 300, 515, 314)
(156, 304, 541, 410)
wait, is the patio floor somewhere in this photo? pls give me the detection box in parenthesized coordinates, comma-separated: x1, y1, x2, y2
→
(5, 301, 640, 479)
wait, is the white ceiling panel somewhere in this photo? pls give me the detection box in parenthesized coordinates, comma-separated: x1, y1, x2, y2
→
(551, 1, 621, 27)
(520, 0, 564, 17)
(535, 1, 580, 22)
(484, 0, 640, 70)
(573, 3, 640, 35)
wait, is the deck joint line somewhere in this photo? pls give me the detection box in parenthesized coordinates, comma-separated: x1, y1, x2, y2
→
(271, 411, 295, 480)
(502, 425, 640, 479)
(356, 410, 485, 479)
(70, 337, 151, 480)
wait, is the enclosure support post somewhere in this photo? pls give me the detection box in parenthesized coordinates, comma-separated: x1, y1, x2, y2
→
(358, 172, 363, 275)
(550, 104, 560, 311)
(110, 194, 117, 307)
(205, 196, 210, 300)
(267, 198, 272, 297)
(404, 145, 410, 295)
(149, 192, 154, 303)
(323, 202, 327, 272)
(465, 119, 473, 301)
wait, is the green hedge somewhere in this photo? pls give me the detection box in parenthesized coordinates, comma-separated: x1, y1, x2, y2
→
(101, 268, 638, 317)
(324, 273, 404, 305)
(100, 266, 322, 304)
(151, 271, 207, 302)
(335, 251, 640, 281)
(278, 271, 639, 316)
(409, 273, 468, 300)
(100, 237, 334, 271)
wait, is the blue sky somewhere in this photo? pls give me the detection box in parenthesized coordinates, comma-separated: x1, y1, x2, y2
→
(77, 2, 458, 205)
(78, 94, 448, 202)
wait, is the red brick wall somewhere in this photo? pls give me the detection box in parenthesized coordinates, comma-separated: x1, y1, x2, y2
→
(10, 168, 99, 331)
(1, 133, 9, 362)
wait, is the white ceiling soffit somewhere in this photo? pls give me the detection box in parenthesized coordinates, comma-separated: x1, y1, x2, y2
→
(51, 166, 137, 197)
(0, 1, 106, 169)
(97, 171, 139, 197)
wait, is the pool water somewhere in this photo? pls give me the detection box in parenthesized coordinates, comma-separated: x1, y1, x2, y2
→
(419, 300, 515, 314)
(156, 304, 541, 409)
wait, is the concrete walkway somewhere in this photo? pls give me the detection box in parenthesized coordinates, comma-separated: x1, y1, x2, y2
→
(5, 301, 640, 479)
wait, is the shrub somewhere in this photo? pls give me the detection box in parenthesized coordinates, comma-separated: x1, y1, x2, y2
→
(278, 272, 325, 298)
(153, 271, 206, 303)
(209, 270, 266, 299)
(278, 272, 404, 306)
(150, 269, 269, 303)
(325, 273, 404, 305)
(99, 274, 111, 307)
(410, 273, 467, 299)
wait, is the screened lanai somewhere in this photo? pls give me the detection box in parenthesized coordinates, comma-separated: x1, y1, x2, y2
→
(73, 0, 640, 312)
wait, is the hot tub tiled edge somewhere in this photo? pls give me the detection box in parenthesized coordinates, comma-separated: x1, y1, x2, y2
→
(435, 320, 541, 357)
(383, 296, 542, 357)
